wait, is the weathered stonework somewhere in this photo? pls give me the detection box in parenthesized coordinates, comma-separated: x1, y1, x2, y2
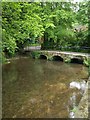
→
(30, 50, 90, 66)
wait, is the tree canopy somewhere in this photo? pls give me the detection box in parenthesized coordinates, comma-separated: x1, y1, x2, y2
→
(1, 1, 90, 60)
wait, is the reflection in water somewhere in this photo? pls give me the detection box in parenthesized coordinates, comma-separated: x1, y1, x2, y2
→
(2, 57, 88, 118)
(69, 92, 77, 118)
(69, 80, 87, 118)
(70, 81, 86, 92)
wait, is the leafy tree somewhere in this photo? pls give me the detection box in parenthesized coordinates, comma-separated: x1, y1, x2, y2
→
(74, 1, 89, 52)
(2, 1, 89, 61)
(41, 2, 75, 50)
(2, 2, 44, 56)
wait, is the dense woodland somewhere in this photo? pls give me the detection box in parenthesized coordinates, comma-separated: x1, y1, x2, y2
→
(1, 1, 90, 61)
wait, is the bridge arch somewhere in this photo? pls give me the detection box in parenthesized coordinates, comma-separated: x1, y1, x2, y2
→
(71, 58, 83, 64)
(39, 54, 47, 59)
(52, 55, 63, 61)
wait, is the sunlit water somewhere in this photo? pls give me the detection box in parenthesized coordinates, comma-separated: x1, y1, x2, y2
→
(2, 57, 88, 118)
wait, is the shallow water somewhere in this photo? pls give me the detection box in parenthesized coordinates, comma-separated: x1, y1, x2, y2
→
(2, 57, 88, 118)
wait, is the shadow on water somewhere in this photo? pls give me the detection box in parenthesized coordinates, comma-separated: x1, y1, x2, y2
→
(71, 58, 83, 64)
(39, 55, 47, 59)
(2, 57, 88, 118)
(52, 56, 63, 61)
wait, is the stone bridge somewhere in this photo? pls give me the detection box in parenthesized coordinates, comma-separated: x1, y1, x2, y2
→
(24, 49, 90, 66)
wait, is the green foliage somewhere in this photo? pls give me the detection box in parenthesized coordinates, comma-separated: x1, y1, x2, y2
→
(71, 107, 77, 113)
(88, 59, 90, 76)
(84, 57, 90, 67)
(73, 1, 89, 52)
(2, 2, 44, 57)
(2, 29, 17, 55)
(76, 2, 88, 25)
(31, 51, 40, 59)
(2, 1, 90, 61)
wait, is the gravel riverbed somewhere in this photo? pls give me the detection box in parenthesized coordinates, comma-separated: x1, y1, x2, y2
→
(75, 77, 89, 118)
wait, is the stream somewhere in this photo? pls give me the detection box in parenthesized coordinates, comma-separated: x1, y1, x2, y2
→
(2, 57, 88, 118)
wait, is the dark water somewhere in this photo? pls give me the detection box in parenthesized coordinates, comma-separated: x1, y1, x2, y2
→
(2, 57, 88, 118)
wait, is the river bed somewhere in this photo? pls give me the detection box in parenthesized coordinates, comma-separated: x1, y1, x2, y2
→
(2, 57, 88, 118)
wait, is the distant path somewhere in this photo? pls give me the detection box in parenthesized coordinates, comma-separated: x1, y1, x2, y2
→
(24, 46, 41, 50)
(24, 46, 90, 57)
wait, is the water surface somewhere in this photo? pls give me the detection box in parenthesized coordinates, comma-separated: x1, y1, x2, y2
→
(2, 57, 88, 118)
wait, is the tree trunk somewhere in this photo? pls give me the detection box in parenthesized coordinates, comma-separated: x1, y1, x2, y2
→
(41, 32, 48, 50)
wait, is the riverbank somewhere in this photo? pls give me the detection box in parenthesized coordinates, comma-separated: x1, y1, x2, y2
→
(75, 77, 89, 118)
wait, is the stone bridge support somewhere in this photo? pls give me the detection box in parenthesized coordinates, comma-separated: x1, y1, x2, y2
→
(31, 50, 90, 66)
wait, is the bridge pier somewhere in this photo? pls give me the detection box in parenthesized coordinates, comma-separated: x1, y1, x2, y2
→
(30, 50, 90, 66)
(61, 54, 71, 63)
